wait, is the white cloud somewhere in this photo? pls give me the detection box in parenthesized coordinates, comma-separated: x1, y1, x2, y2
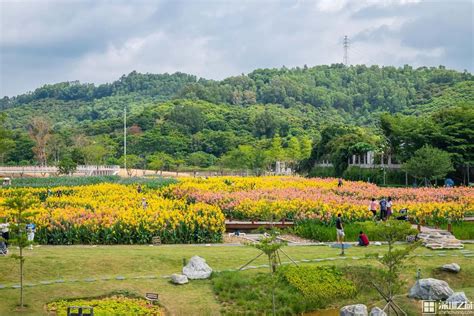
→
(0, 0, 471, 96)
(71, 31, 239, 83)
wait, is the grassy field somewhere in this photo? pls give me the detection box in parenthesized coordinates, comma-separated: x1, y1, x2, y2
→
(0, 244, 473, 315)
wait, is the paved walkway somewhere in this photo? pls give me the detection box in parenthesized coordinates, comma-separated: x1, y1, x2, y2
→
(411, 224, 448, 233)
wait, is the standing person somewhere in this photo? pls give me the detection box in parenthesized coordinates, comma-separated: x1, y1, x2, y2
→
(1, 223, 10, 255)
(379, 197, 387, 221)
(137, 185, 142, 194)
(336, 213, 344, 245)
(141, 197, 148, 210)
(26, 223, 36, 250)
(386, 197, 393, 219)
(369, 198, 378, 218)
(338, 178, 343, 187)
(358, 231, 370, 246)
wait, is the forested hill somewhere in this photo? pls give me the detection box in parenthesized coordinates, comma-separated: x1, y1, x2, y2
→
(1, 64, 473, 176)
(2, 65, 473, 127)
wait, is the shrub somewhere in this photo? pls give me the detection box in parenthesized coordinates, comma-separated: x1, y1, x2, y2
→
(280, 265, 357, 306)
(47, 295, 162, 316)
(343, 166, 408, 186)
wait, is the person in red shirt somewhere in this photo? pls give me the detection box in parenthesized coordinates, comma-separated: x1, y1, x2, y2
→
(358, 231, 369, 246)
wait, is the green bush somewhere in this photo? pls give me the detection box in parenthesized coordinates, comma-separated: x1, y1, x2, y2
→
(343, 166, 409, 186)
(293, 220, 416, 242)
(47, 294, 162, 316)
(441, 222, 474, 240)
(280, 266, 357, 306)
(308, 166, 336, 178)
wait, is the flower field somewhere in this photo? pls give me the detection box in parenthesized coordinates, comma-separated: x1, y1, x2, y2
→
(168, 177, 473, 225)
(0, 183, 224, 244)
(0, 176, 472, 244)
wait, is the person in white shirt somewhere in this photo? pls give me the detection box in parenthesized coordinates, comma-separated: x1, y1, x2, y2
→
(386, 197, 393, 219)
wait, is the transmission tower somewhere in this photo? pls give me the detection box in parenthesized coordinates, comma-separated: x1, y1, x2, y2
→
(343, 35, 349, 66)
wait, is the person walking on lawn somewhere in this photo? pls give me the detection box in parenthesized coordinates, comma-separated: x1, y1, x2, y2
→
(336, 213, 344, 246)
(386, 197, 393, 219)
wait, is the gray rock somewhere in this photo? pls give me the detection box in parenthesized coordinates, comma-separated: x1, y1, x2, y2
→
(446, 292, 468, 303)
(369, 307, 387, 316)
(442, 263, 460, 273)
(171, 273, 189, 285)
(408, 278, 454, 300)
(340, 304, 368, 316)
(182, 256, 213, 280)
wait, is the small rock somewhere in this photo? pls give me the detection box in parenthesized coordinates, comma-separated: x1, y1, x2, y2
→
(441, 263, 460, 273)
(408, 278, 454, 300)
(446, 292, 469, 303)
(171, 273, 189, 285)
(182, 256, 213, 280)
(369, 307, 387, 316)
(340, 304, 368, 316)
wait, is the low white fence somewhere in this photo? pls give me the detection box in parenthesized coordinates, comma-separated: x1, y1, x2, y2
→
(0, 165, 120, 177)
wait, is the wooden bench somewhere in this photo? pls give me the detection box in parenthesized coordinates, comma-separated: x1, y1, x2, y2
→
(67, 306, 93, 316)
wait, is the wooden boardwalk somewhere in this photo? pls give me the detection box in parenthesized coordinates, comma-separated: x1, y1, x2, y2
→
(225, 220, 294, 230)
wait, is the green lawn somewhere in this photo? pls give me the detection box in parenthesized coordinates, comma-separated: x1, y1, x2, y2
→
(0, 244, 473, 315)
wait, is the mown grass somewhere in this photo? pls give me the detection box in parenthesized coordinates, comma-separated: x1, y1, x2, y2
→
(0, 244, 473, 315)
(292, 220, 417, 242)
(294, 220, 474, 241)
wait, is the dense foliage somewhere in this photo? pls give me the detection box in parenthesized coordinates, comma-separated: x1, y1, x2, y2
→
(1, 65, 472, 180)
(280, 266, 357, 305)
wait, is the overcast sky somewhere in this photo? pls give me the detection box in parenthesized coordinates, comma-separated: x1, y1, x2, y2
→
(1, 0, 473, 97)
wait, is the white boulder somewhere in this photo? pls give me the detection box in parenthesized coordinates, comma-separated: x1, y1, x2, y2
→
(340, 304, 368, 316)
(408, 278, 454, 300)
(171, 273, 188, 285)
(446, 292, 469, 303)
(441, 263, 460, 273)
(182, 256, 213, 280)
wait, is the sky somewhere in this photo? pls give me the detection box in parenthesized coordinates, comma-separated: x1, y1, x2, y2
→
(1, 0, 473, 97)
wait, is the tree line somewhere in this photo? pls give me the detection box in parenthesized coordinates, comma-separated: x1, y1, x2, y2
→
(1, 64, 472, 182)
